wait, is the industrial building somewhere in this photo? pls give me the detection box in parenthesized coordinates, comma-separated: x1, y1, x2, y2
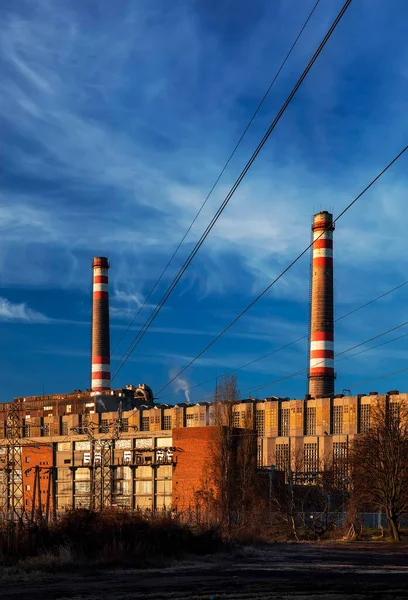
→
(0, 211, 404, 519)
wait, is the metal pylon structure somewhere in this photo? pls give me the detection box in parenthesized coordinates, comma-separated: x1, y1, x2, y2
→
(0, 405, 56, 524)
(84, 404, 123, 511)
(3, 405, 24, 520)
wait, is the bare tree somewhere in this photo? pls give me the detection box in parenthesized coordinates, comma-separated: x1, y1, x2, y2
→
(210, 374, 241, 530)
(349, 399, 408, 541)
(195, 375, 261, 532)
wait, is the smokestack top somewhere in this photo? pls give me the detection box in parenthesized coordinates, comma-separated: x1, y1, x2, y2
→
(93, 257, 110, 269)
(312, 211, 335, 232)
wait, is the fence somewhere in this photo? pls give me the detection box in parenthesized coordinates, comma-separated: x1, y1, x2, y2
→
(302, 511, 408, 529)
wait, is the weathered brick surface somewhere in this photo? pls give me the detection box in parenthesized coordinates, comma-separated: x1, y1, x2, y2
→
(172, 427, 217, 511)
(22, 446, 54, 513)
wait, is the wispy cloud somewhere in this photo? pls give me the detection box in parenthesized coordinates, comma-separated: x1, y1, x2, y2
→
(0, 297, 50, 323)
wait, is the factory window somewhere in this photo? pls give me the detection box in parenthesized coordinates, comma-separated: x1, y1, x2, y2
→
(194, 413, 199, 423)
(304, 443, 318, 473)
(75, 441, 91, 451)
(275, 443, 290, 473)
(115, 439, 132, 450)
(154, 414, 160, 424)
(333, 441, 348, 484)
(256, 410, 265, 436)
(135, 438, 152, 449)
(306, 407, 316, 435)
(121, 418, 129, 433)
(280, 408, 290, 436)
(257, 442, 263, 466)
(333, 406, 344, 435)
(360, 404, 371, 433)
(136, 480, 153, 495)
(232, 411, 240, 428)
(66, 405, 72, 414)
(60, 422, 68, 436)
(41, 424, 50, 437)
(26, 485, 30, 491)
(270, 408, 277, 429)
(186, 414, 194, 427)
(389, 401, 400, 420)
(64, 459, 71, 464)
(100, 419, 109, 434)
(163, 416, 172, 431)
(141, 417, 150, 432)
(58, 442, 70, 452)
(75, 481, 91, 495)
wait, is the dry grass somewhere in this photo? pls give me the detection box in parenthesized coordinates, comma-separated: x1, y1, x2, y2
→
(0, 509, 223, 570)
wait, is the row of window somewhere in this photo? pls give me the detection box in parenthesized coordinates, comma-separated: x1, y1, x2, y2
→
(252, 403, 398, 437)
(275, 441, 348, 475)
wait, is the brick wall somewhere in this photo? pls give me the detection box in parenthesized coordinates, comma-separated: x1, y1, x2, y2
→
(172, 426, 217, 511)
(22, 445, 54, 515)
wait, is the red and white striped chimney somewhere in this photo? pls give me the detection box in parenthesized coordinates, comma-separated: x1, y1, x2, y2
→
(91, 257, 111, 392)
(308, 211, 335, 398)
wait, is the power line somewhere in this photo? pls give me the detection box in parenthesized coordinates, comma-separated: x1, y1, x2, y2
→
(157, 145, 408, 396)
(111, 0, 323, 357)
(348, 367, 408, 390)
(111, 0, 354, 383)
(188, 319, 408, 403)
(245, 318, 408, 395)
(159, 279, 408, 400)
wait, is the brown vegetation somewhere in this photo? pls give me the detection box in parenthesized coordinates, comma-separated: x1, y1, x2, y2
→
(0, 509, 223, 569)
(349, 399, 408, 541)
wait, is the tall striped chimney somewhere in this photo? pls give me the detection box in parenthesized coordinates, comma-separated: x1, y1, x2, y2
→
(308, 211, 335, 398)
(91, 257, 111, 392)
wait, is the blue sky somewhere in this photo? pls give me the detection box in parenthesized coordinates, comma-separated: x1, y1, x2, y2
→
(1, 0, 408, 404)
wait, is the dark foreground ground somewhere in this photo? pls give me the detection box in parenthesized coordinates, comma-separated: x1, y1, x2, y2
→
(1, 542, 408, 600)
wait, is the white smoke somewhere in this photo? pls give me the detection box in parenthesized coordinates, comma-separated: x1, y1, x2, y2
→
(96, 397, 107, 412)
(170, 370, 191, 404)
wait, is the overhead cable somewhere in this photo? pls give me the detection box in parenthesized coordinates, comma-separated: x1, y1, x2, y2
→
(111, 0, 323, 357)
(244, 318, 408, 395)
(159, 279, 408, 400)
(157, 145, 408, 395)
(111, 0, 354, 383)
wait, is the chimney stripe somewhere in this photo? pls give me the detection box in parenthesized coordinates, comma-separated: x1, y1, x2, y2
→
(311, 340, 334, 351)
(92, 364, 110, 373)
(313, 239, 333, 249)
(310, 349, 334, 359)
(311, 331, 334, 342)
(313, 257, 333, 268)
(93, 291, 109, 300)
(93, 283, 109, 292)
(92, 355, 110, 364)
(92, 370, 111, 379)
(310, 357, 334, 369)
(313, 247, 333, 259)
(93, 275, 109, 284)
(91, 379, 111, 389)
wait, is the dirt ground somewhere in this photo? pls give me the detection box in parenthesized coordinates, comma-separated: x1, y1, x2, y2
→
(1, 542, 408, 600)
